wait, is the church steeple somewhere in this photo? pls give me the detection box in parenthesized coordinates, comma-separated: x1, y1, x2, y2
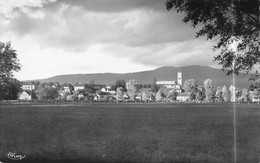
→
(177, 68, 182, 86)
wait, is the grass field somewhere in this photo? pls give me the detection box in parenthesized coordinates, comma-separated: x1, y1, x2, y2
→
(0, 103, 259, 163)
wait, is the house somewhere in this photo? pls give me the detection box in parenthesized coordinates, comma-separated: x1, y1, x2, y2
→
(21, 82, 35, 91)
(62, 84, 70, 91)
(19, 91, 32, 100)
(101, 85, 116, 95)
(58, 90, 71, 100)
(176, 92, 189, 102)
(156, 81, 182, 92)
(74, 83, 86, 91)
(78, 93, 84, 100)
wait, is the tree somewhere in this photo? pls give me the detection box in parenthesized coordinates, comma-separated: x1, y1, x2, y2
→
(166, 0, 260, 75)
(141, 90, 147, 102)
(0, 42, 21, 100)
(249, 70, 260, 91)
(168, 89, 178, 101)
(204, 79, 215, 102)
(115, 80, 126, 91)
(222, 85, 231, 102)
(59, 90, 70, 101)
(215, 86, 223, 102)
(68, 84, 74, 94)
(0, 79, 22, 100)
(35, 86, 59, 101)
(249, 83, 257, 91)
(183, 79, 198, 100)
(115, 87, 123, 101)
(126, 80, 137, 101)
(151, 78, 158, 93)
(196, 89, 205, 102)
(0, 42, 21, 82)
(241, 88, 249, 102)
(183, 79, 198, 92)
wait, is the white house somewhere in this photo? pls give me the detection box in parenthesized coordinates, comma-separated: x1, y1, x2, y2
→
(19, 91, 32, 100)
(101, 85, 115, 95)
(62, 84, 70, 91)
(176, 92, 189, 102)
(74, 84, 86, 91)
(21, 82, 35, 91)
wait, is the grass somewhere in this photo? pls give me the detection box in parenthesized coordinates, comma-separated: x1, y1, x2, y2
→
(0, 103, 259, 163)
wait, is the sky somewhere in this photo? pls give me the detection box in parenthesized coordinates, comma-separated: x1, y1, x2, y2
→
(0, 0, 219, 81)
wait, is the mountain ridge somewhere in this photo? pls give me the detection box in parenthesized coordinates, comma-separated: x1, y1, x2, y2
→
(29, 65, 253, 89)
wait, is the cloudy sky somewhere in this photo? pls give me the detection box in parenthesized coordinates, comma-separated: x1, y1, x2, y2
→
(0, 0, 219, 80)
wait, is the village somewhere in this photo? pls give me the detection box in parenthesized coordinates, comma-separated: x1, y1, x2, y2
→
(18, 71, 260, 103)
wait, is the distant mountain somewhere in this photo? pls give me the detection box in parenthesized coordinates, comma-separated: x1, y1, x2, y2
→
(37, 65, 253, 89)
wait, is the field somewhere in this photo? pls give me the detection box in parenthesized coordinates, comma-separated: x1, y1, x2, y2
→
(0, 103, 259, 163)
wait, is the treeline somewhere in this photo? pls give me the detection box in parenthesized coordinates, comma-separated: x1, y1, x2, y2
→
(182, 79, 260, 103)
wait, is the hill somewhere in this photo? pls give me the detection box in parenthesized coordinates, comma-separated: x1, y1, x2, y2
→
(37, 65, 253, 89)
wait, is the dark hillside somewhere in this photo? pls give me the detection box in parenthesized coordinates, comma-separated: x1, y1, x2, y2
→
(36, 65, 252, 88)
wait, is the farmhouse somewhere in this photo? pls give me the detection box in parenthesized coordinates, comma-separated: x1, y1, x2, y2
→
(101, 85, 116, 95)
(19, 91, 32, 100)
(176, 92, 189, 102)
(21, 82, 35, 90)
(74, 83, 86, 91)
(62, 84, 70, 91)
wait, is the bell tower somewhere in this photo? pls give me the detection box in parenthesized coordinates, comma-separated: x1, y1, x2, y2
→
(177, 69, 182, 86)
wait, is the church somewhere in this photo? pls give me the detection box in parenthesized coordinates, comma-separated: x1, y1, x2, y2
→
(156, 71, 182, 93)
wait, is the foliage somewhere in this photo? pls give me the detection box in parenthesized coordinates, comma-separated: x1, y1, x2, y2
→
(222, 86, 231, 102)
(0, 42, 21, 100)
(127, 84, 137, 101)
(0, 42, 21, 82)
(0, 79, 22, 100)
(196, 89, 204, 101)
(66, 94, 78, 101)
(166, 0, 260, 75)
(250, 88, 260, 100)
(141, 90, 147, 102)
(59, 90, 70, 100)
(215, 86, 223, 102)
(183, 79, 198, 92)
(241, 88, 249, 102)
(204, 79, 215, 102)
(35, 85, 59, 101)
(167, 89, 178, 101)
(249, 83, 257, 91)
(183, 79, 198, 100)
(151, 78, 158, 93)
(68, 84, 74, 94)
(115, 87, 123, 101)
(115, 80, 126, 91)
(204, 79, 214, 91)
(249, 70, 260, 90)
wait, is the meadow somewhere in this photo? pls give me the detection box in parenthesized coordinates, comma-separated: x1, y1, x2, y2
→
(0, 103, 259, 163)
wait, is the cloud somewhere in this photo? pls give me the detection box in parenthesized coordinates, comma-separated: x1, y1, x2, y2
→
(0, 0, 57, 18)
(53, 0, 165, 13)
(1, 4, 198, 52)
(100, 39, 217, 67)
(0, 0, 219, 80)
